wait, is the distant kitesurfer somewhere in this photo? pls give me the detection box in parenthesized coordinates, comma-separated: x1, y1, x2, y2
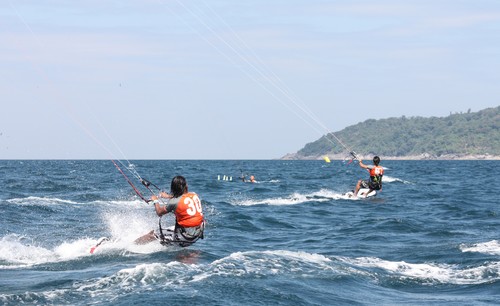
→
(135, 176, 205, 247)
(353, 156, 384, 197)
(240, 174, 256, 183)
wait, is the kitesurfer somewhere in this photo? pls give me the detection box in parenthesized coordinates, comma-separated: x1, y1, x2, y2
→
(240, 174, 256, 183)
(353, 156, 384, 197)
(135, 176, 204, 247)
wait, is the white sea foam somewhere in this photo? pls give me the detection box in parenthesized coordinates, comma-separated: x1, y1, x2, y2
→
(236, 193, 314, 206)
(0, 234, 96, 268)
(0, 235, 55, 267)
(6, 196, 79, 205)
(5, 196, 148, 208)
(195, 249, 335, 282)
(0, 290, 67, 305)
(260, 249, 332, 264)
(92, 199, 146, 207)
(382, 175, 412, 184)
(74, 261, 186, 294)
(216, 249, 331, 264)
(460, 240, 500, 255)
(341, 256, 500, 285)
(0, 233, 167, 269)
(20, 248, 498, 299)
(96, 211, 167, 255)
(234, 189, 357, 206)
(69, 250, 337, 293)
(310, 189, 361, 200)
(0, 209, 170, 267)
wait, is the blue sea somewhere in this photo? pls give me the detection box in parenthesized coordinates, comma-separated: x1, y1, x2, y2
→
(0, 160, 498, 305)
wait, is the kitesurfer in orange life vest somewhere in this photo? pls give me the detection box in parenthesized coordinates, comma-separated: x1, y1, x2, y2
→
(135, 176, 205, 247)
(353, 156, 384, 197)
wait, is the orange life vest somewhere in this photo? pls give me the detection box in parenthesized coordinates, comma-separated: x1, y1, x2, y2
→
(369, 165, 384, 177)
(175, 192, 204, 228)
(369, 165, 384, 187)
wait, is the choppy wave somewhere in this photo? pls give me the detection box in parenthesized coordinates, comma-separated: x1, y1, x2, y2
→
(77, 249, 499, 290)
(6, 196, 79, 206)
(1, 246, 498, 304)
(5, 196, 145, 207)
(382, 175, 412, 184)
(0, 235, 168, 269)
(0, 234, 94, 268)
(8, 248, 496, 296)
(194, 250, 335, 281)
(340, 256, 500, 285)
(0, 211, 172, 268)
(460, 240, 500, 255)
(233, 189, 359, 206)
(68, 250, 337, 292)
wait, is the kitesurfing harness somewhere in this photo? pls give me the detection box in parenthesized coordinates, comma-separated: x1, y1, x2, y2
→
(157, 218, 205, 247)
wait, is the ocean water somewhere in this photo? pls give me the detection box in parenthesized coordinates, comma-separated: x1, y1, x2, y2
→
(0, 160, 498, 305)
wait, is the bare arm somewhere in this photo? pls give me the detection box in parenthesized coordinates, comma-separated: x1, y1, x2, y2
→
(159, 191, 171, 199)
(358, 160, 369, 170)
(151, 193, 172, 217)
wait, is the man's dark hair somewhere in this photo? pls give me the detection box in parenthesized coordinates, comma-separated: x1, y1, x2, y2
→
(373, 156, 380, 166)
(171, 176, 188, 198)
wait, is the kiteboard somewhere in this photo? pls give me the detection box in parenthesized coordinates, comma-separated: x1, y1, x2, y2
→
(344, 188, 377, 199)
(89, 237, 109, 254)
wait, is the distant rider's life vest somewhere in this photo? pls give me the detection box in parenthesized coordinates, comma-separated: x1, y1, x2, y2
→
(175, 192, 204, 228)
(369, 165, 384, 189)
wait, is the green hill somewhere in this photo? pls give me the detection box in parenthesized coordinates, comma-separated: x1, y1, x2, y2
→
(285, 106, 500, 160)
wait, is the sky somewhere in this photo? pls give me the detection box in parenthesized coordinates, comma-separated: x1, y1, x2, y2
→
(1, 0, 499, 159)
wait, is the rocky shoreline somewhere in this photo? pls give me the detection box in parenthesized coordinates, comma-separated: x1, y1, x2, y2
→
(281, 153, 500, 160)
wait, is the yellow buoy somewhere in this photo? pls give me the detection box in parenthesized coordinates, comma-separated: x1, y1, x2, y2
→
(323, 156, 331, 163)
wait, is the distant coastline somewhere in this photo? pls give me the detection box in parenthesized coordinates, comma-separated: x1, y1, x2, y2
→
(284, 106, 499, 160)
(281, 153, 500, 160)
